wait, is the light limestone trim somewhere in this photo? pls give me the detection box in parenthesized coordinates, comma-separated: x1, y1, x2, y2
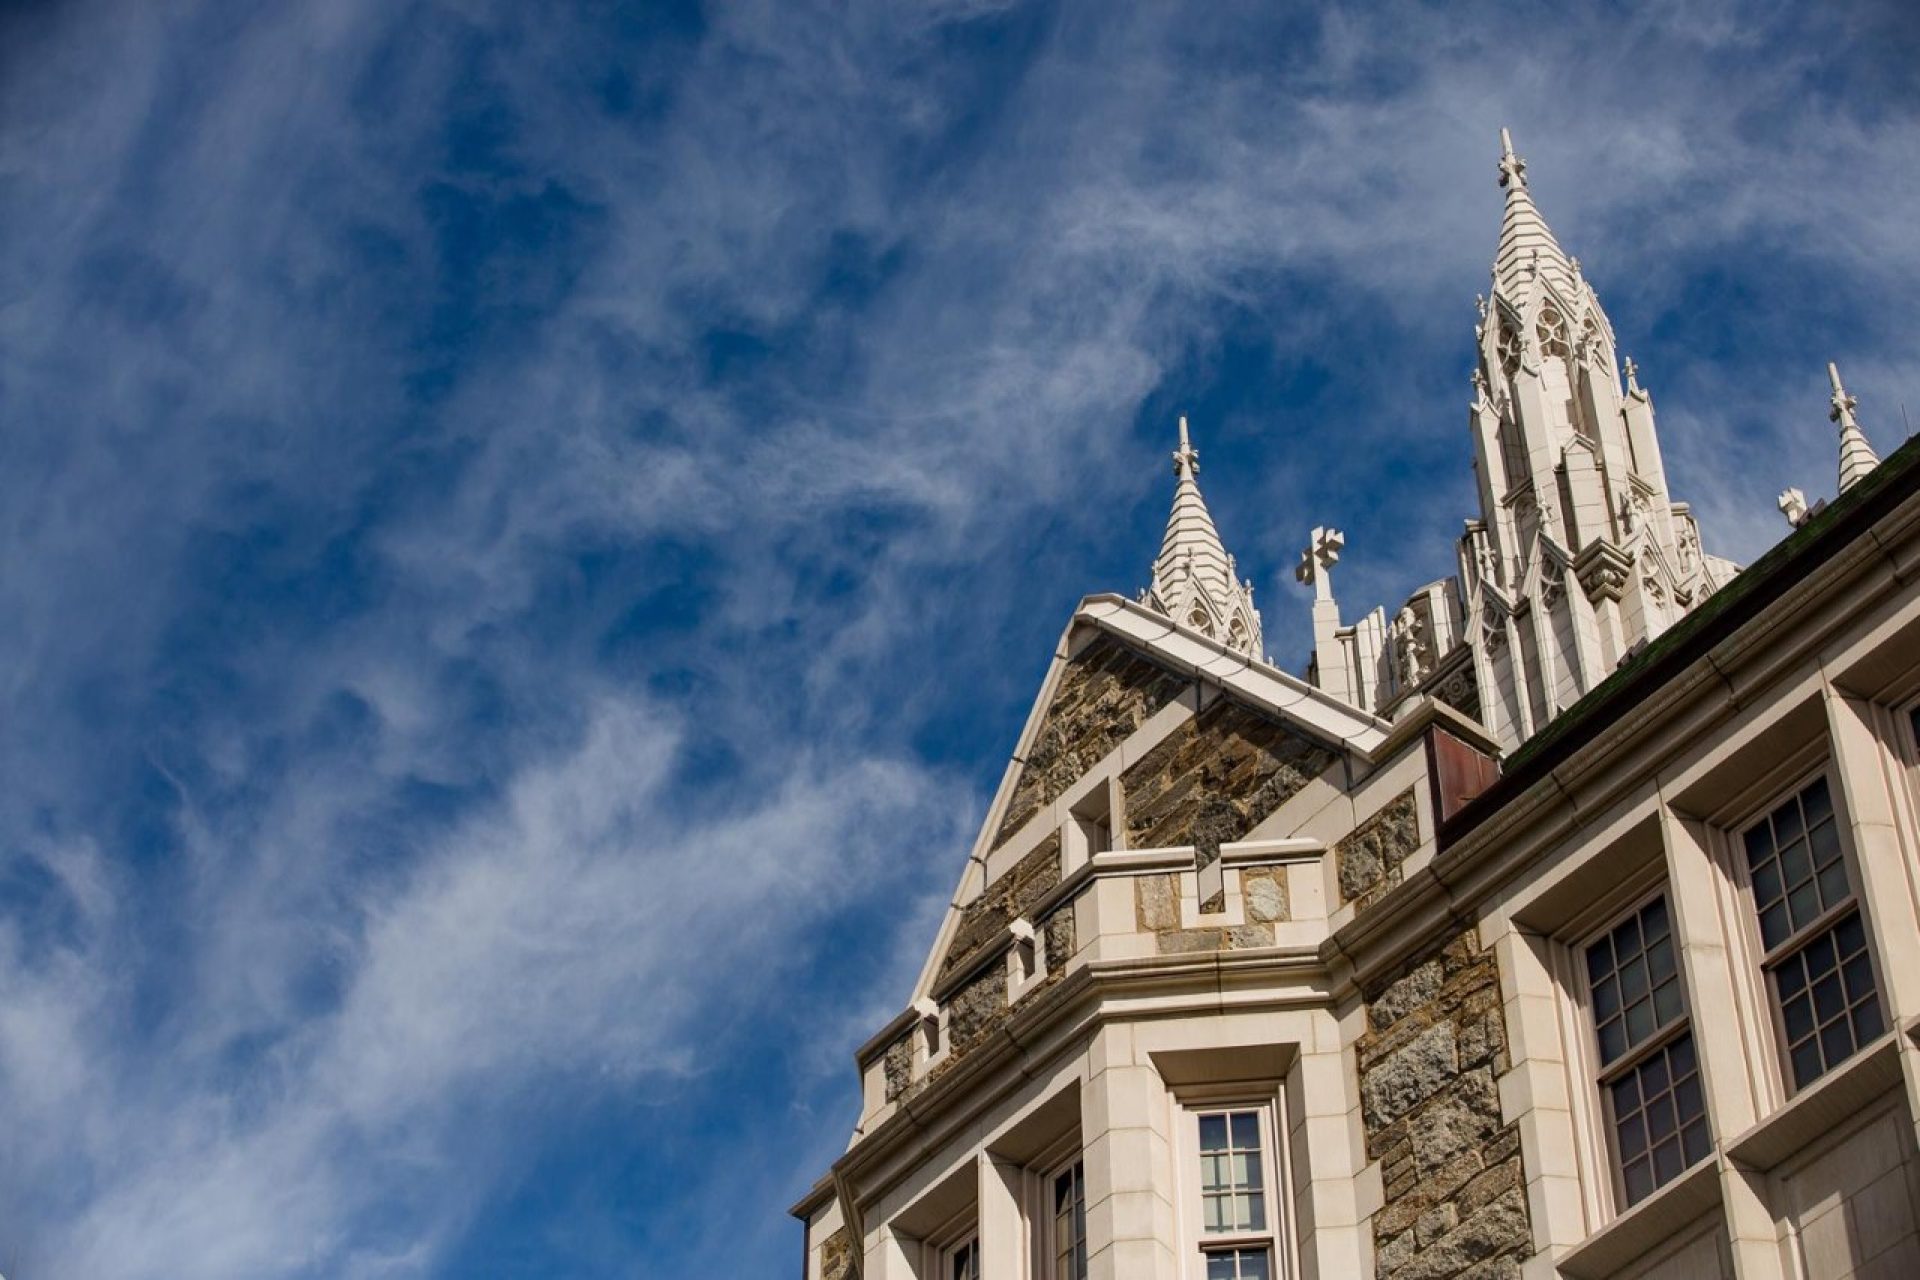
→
(1822, 680, 1920, 1022)
(840, 957, 1339, 1218)
(1328, 492, 1920, 993)
(1219, 837, 1325, 865)
(1484, 920, 1591, 1257)
(1075, 595, 1393, 752)
(1554, 1160, 1722, 1279)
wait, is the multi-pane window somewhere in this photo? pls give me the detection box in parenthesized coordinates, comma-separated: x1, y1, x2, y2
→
(1050, 1160, 1087, 1280)
(1191, 1107, 1278, 1279)
(1199, 1112, 1266, 1233)
(946, 1236, 979, 1280)
(1584, 894, 1710, 1207)
(1742, 776, 1886, 1091)
(1206, 1248, 1272, 1280)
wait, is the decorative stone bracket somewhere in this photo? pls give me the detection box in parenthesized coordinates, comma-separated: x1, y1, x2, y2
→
(1572, 539, 1633, 603)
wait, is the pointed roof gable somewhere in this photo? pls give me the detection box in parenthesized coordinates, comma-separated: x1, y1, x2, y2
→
(904, 594, 1394, 1004)
(1145, 417, 1265, 656)
(1492, 127, 1577, 306)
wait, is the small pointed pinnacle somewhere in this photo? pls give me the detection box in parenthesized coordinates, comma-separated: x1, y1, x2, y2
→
(1828, 362, 1881, 493)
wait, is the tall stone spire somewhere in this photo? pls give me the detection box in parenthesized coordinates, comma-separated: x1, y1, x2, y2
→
(1493, 127, 1576, 304)
(1146, 416, 1264, 657)
(1828, 362, 1881, 493)
(1455, 129, 1733, 752)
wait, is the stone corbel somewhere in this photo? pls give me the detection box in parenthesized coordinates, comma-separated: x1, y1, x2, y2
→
(1572, 539, 1633, 604)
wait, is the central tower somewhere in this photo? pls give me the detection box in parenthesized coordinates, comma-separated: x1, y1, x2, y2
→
(1459, 129, 1736, 744)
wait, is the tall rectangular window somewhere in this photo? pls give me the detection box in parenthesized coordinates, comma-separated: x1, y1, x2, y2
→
(1050, 1159, 1087, 1280)
(1742, 776, 1885, 1091)
(1584, 894, 1710, 1207)
(1187, 1105, 1279, 1279)
(946, 1236, 979, 1280)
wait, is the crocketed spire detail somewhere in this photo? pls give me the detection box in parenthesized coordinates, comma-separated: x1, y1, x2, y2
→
(1146, 416, 1264, 657)
(1828, 362, 1881, 494)
(1493, 127, 1577, 305)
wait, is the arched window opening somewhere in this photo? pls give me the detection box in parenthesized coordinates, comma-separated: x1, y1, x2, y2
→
(1498, 322, 1524, 378)
(1536, 303, 1570, 360)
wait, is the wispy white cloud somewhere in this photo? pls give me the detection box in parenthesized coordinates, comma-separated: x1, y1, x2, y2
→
(1, 0, 1915, 1275)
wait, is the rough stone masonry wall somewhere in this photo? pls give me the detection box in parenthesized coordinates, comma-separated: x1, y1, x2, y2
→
(885, 900, 1077, 1104)
(939, 834, 1061, 977)
(1337, 789, 1420, 911)
(1123, 697, 1337, 910)
(818, 1227, 854, 1280)
(1357, 926, 1533, 1280)
(994, 635, 1189, 845)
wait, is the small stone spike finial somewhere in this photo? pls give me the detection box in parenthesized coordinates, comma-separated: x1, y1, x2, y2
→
(1498, 127, 1527, 189)
(1146, 417, 1263, 656)
(1828, 362, 1881, 493)
(1623, 355, 1640, 393)
(1173, 414, 1199, 479)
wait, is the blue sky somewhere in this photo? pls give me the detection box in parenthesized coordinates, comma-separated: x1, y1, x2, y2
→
(1, 1, 1916, 1276)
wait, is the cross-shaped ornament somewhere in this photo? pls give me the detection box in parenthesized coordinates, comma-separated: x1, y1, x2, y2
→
(1172, 414, 1201, 478)
(1295, 526, 1345, 601)
(1497, 127, 1528, 189)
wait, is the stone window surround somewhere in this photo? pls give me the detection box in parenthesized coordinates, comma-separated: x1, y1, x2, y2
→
(1489, 829, 1672, 1255)
(922, 1206, 980, 1280)
(1721, 762, 1885, 1097)
(1571, 886, 1707, 1211)
(1170, 1085, 1290, 1279)
(1477, 668, 1920, 1274)
(882, 840, 1329, 1103)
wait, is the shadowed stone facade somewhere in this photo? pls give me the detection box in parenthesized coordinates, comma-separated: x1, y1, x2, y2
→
(1123, 697, 1336, 908)
(1337, 788, 1420, 908)
(994, 636, 1189, 846)
(940, 834, 1061, 976)
(1360, 928, 1531, 1280)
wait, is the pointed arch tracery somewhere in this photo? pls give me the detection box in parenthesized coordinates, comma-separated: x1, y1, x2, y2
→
(1535, 301, 1570, 360)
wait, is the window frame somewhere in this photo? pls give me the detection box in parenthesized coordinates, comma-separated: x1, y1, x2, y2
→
(940, 1232, 980, 1280)
(1040, 1152, 1088, 1280)
(921, 1208, 980, 1280)
(1574, 887, 1710, 1211)
(1172, 1088, 1287, 1280)
(1731, 764, 1888, 1097)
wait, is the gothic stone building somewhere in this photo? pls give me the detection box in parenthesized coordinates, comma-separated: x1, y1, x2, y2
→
(791, 133, 1920, 1280)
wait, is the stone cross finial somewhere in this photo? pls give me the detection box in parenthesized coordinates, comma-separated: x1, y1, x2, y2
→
(1172, 414, 1200, 479)
(1828, 361, 1882, 493)
(1828, 362, 1858, 428)
(1497, 127, 1528, 189)
(1295, 526, 1345, 602)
